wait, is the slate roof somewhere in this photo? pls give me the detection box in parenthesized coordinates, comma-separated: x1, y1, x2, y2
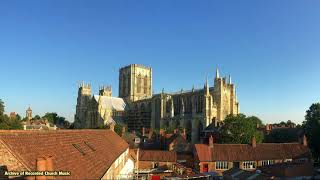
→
(93, 95, 126, 111)
(0, 130, 128, 179)
(194, 143, 311, 162)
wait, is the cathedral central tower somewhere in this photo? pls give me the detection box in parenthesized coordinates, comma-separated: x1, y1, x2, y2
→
(119, 64, 152, 102)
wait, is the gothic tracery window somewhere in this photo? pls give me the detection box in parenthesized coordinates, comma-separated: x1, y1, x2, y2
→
(144, 75, 148, 94)
(122, 75, 126, 96)
(137, 74, 142, 93)
(196, 95, 203, 113)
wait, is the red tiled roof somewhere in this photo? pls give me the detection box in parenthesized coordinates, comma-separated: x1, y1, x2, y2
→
(138, 150, 177, 162)
(0, 130, 128, 179)
(195, 143, 311, 162)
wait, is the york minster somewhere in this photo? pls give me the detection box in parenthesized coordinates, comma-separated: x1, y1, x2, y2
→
(74, 64, 239, 143)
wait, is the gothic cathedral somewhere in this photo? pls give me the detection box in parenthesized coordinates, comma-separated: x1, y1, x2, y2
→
(74, 64, 239, 143)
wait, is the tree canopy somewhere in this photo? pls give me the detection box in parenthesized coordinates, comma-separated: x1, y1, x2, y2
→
(303, 103, 320, 162)
(0, 99, 4, 116)
(0, 100, 22, 130)
(264, 128, 301, 143)
(33, 115, 41, 120)
(219, 114, 264, 144)
(114, 123, 126, 136)
(42, 112, 70, 128)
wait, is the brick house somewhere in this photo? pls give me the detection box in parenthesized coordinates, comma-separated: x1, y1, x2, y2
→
(194, 135, 312, 175)
(0, 130, 134, 179)
(130, 149, 177, 179)
(136, 150, 177, 170)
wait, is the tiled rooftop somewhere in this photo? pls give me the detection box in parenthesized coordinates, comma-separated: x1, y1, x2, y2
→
(195, 142, 311, 162)
(0, 130, 128, 179)
(137, 150, 177, 162)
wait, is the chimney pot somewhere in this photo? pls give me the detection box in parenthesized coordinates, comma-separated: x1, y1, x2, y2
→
(46, 156, 54, 180)
(109, 123, 115, 132)
(209, 135, 214, 148)
(46, 156, 53, 171)
(142, 127, 145, 136)
(122, 126, 126, 137)
(148, 129, 153, 140)
(182, 128, 186, 139)
(251, 136, 257, 148)
(36, 157, 46, 180)
(302, 134, 308, 146)
(160, 129, 165, 136)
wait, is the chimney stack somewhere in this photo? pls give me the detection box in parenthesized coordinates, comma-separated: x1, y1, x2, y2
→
(160, 129, 165, 136)
(265, 124, 270, 131)
(36, 157, 46, 180)
(251, 136, 257, 148)
(109, 123, 115, 132)
(46, 156, 54, 180)
(142, 127, 145, 136)
(148, 129, 153, 140)
(209, 135, 214, 148)
(302, 134, 308, 146)
(182, 128, 186, 139)
(122, 126, 126, 137)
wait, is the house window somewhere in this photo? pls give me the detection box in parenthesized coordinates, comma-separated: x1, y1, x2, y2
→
(261, 160, 273, 166)
(203, 163, 208, 172)
(152, 162, 159, 168)
(296, 158, 308, 162)
(216, 161, 228, 170)
(242, 161, 256, 169)
(284, 159, 292, 162)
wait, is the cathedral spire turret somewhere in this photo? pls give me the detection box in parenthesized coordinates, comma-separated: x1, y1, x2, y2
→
(205, 76, 209, 95)
(229, 75, 232, 84)
(98, 95, 102, 107)
(215, 68, 220, 79)
(170, 99, 174, 118)
(180, 98, 185, 116)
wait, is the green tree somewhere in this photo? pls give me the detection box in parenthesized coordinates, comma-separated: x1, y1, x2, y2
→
(279, 121, 286, 126)
(114, 123, 125, 136)
(16, 114, 21, 121)
(0, 99, 4, 116)
(303, 103, 320, 162)
(219, 114, 264, 144)
(33, 115, 41, 120)
(264, 128, 300, 143)
(0, 114, 22, 130)
(42, 112, 58, 124)
(9, 118, 23, 130)
(21, 117, 28, 122)
(42, 112, 71, 129)
(0, 100, 22, 130)
(0, 115, 10, 129)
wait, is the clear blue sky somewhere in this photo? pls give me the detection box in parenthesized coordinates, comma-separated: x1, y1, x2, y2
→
(1, 0, 319, 124)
